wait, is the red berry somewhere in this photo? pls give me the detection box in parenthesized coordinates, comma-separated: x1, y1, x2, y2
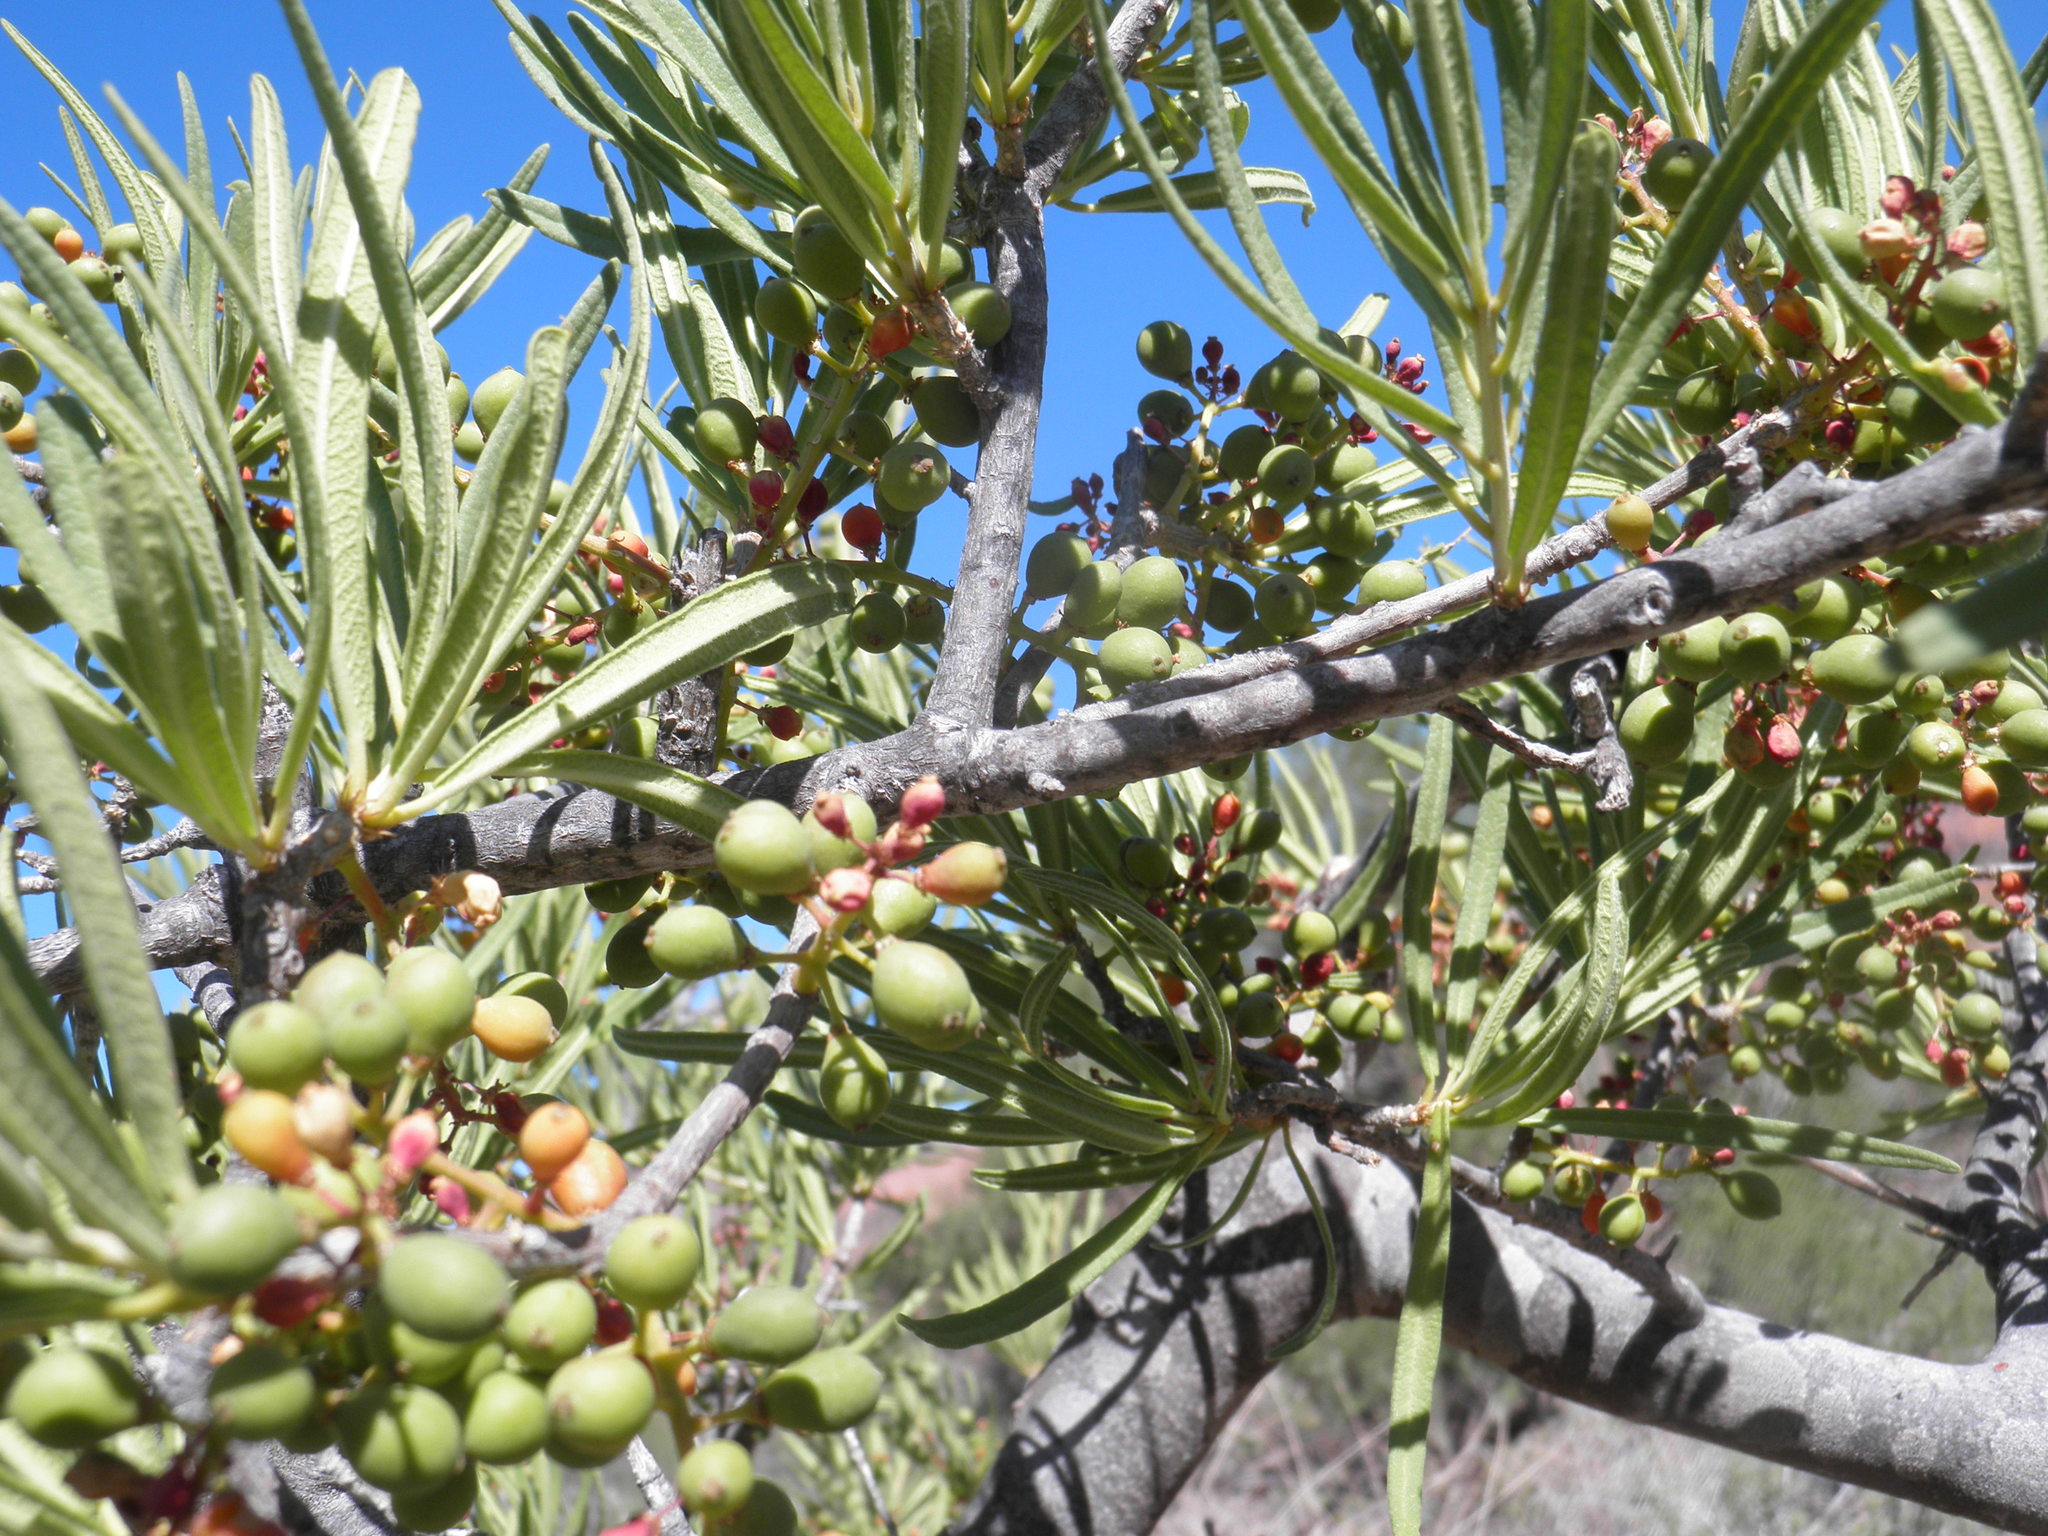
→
(757, 415, 796, 457)
(764, 705, 803, 740)
(842, 504, 884, 550)
(748, 470, 785, 510)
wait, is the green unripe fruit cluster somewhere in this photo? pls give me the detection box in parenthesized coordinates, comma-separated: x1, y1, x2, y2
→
(1720, 611, 1792, 683)
(1809, 633, 1899, 704)
(386, 946, 478, 1059)
(338, 1382, 464, 1493)
(210, 1345, 318, 1441)
(697, 397, 760, 463)
(1619, 683, 1695, 766)
(1097, 627, 1176, 690)
(5, 1347, 143, 1449)
(503, 1278, 598, 1372)
(1642, 136, 1714, 209)
(878, 441, 951, 510)
(227, 1000, 327, 1094)
(681, 1438, 757, 1517)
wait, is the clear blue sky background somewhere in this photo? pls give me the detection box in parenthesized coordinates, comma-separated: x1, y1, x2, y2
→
(4, 0, 2038, 561)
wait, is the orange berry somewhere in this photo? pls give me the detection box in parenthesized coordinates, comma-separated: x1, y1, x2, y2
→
(223, 1088, 312, 1183)
(470, 995, 558, 1063)
(519, 1102, 591, 1184)
(51, 226, 84, 262)
(1961, 762, 2000, 815)
(549, 1138, 629, 1216)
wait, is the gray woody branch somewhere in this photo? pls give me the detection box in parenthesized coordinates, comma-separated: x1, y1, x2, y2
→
(950, 1138, 2048, 1536)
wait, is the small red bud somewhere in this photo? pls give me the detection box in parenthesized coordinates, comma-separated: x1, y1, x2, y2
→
(757, 415, 796, 457)
(430, 1176, 473, 1225)
(764, 705, 804, 740)
(797, 478, 829, 523)
(867, 308, 915, 357)
(899, 775, 947, 828)
(1270, 1033, 1304, 1063)
(748, 470, 785, 511)
(1581, 1190, 1607, 1233)
(385, 1109, 441, 1182)
(594, 1293, 634, 1346)
(1212, 794, 1243, 834)
(811, 792, 854, 839)
(819, 866, 874, 912)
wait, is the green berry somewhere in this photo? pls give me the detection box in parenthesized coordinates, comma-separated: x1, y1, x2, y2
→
(472, 367, 523, 437)
(1256, 571, 1316, 638)
(870, 940, 979, 1051)
(877, 441, 950, 511)
(1671, 367, 1736, 435)
(1096, 627, 1176, 691)
(1218, 423, 1272, 482)
(209, 1345, 317, 1441)
(1026, 532, 1093, 599)
(1285, 910, 1339, 958)
(1118, 556, 1185, 629)
(168, 1184, 302, 1296)
(386, 946, 477, 1060)
(1642, 137, 1714, 209)
(337, 1382, 464, 1493)
(820, 1029, 893, 1131)
(1251, 351, 1323, 422)
(1356, 560, 1425, 604)
(1138, 388, 1195, 439)
(293, 951, 384, 1025)
(1809, 633, 1899, 704)
(680, 1439, 756, 1517)
(389, 1466, 477, 1532)
(605, 1214, 704, 1310)
(696, 397, 760, 463)
(227, 1000, 327, 1094)
(804, 795, 878, 870)
(948, 281, 1012, 347)
(1203, 578, 1257, 634)
(1952, 991, 2005, 1041)
(758, 1347, 883, 1433)
(1720, 611, 1792, 683)
(463, 1370, 549, 1464)
(912, 374, 981, 448)
(1598, 1191, 1647, 1246)
(712, 1479, 801, 1536)
(1885, 380, 1962, 446)
(1500, 1161, 1545, 1202)
(0, 346, 38, 394)
(543, 1352, 657, 1467)
(1136, 320, 1193, 380)
(866, 877, 937, 936)
(755, 277, 819, 345)
(586, 873, 656, 913)
(1719, 1169, 1782, 1220)
(1256, 443, 1316, 510)
(1119, 836, 1180, 891)
(716, 802, 816, 896)
(503, 1279, 598, 1373)
(1062, 560, 1122, 634)
(1618, 683, 1695, 766)
(497, 971, 571, 1029)
(1307, 493, 1378, 559)
(792, 212, 865, 299)
(5, 1347, 142, 1449)
(1806, 207, 1864, 268)
(379, 1235, 512, 1343)
(607, 908, 666, 988)
(706, 1284, 823, 1365)
(2000, 709, 2048, 767)
(1905, 719, 1966, 771)
(0, 382, 21, 434)
(1789, 574, 1863, 641)
(848, 590, 908, 653)
(1930, 267, 2006, 341)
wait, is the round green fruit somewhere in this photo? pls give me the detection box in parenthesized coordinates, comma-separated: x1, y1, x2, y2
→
(1905, 719, 1966, 771)
(820, 1029, 892, 1132)
(338, 1383, 464, 1493)
(948, 282, 1012, 348)
(1308, 493, 1378, 559)
(463, 1370, 549, 1464)
(1136, 320, 1193, 380)
(1789, 574, 1863, 641)
(226, 1000, 327, 1094)
(716, 801, 816, 896)
(2000, 709, 2048, 767)
(912, 374, 980, 448)
(1026, 531, 1093, 599)
(1806, 206, 1864, 268)
(1642, 137, 1714, 209)
(607, 908, 666, 989)
(1885, 380, 1962, 446)
(293, 951, 384, 1025)
(1809, 632, 1899, 704)
(1720, 611, 1792, 683)
(706, 1284, 823, 1365)
(385, 946, 477, 1060)
(1118, 556, 1186, 629)
(696, 398, 760, 464)
(6, 1348, 142, 1449)
(1119, 835, 1179, 891)
(1218, 423, 1272, 482)
(0, 382, 22, 434)
(645, 905, 747, 982)
(792, 215, 865, 299)
(866, 877, 937, 937)
(1204, 578, 1257, 634)
(1255, 443, 1316, 511)
(1952, 991, 2005, 1042)
(1659, 616, 1726, 681)
(848, 590, 907, 653)
(389, 1466, 477, 1532)
(804, 795, 879, 870)
(1285, 909, 1339, 958)
(758, 1346, 883, 1433)
(1618, 683, 1695, 766)
(680, 1439, 756, 1517)
(498, 971, 570, 1030)
(1251, 351, 1323, 422)
(1930, 267, 2007, 341)
(709, 1479, 801, 1536)
(1598, 1191, 1647, 1246)
(1137, 388, 1195, 440)
(472, 368, 523, 437)
(605, 1214, 704, 1311)
(168, 1183, 302, 1296)
(1097, 626, 1176, 690)
(1671, 368, 1737, 436)
(1062, 560, 1122, 634)
(379, 1235, 512, 1343)
(754, 277, 819, 345)
(503, 1279, 598, 1373)
(1255, 571, 1316, 638)
(209, 1345, 317, 1441)
(1356, 560, 1426, 605)
(543, 1352, 656, 1466)
(877, 441, 950, 511)
(0, 346, 41, 394)
(1500, 1161, 1545, 1202)
(1719, 1169, 1782, 1220)
(871, 940, 979, 1051)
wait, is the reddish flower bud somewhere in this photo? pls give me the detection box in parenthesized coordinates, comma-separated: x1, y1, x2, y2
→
(1926, 1036, 1948, 1065)
(841, 504, 885, 551)
(252, 1275, 332, 1330)
(1301, 951, 1337, 986)
(899, 775, 947, 828)
(797, 478, 829, 523)
(606, 572, 625, 595)
(1581, 1190, 1607, 1233)
(748, 470, 785, 511)
(811, 792, 854, 839)
(1710, 1147, 1736, 1167)
(594, 1293, 635, 1346)
(386, 1109, 441, 1182)
(564, 618, 600, 645)
(1270, 1033, 1305, 1063)
(1941, 1046, 1972, 1087)
(612, 530, 650, 559)
(430, 1176, 473, 1225)
(1202, 335, 1225, 368)
(819, 867, 874, 912)
(874, 824, 927, 864)
(1931, 908, 1963, 931)
(1947, 221, 1989, 261)
(1555, 1088, 1576, 1110)
(757, 415, 796, 457)
(1764, 717, 1803, 765)
(2005, 894, 2032, 918)
(1881, 175, 1915, 217)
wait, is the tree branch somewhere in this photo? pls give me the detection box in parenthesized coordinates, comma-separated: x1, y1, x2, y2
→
(951, 1140, 2048, 1536)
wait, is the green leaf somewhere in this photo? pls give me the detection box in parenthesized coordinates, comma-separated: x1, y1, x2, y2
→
(1402, 718, 1457, 1081)
(1387, 1104, 1453, 1536)
(902, 1142, 1206, 1347)
(0, 1266, 133, 1338)
(1016, 944, 1075, 1062)
(496, 752, 745, 840)
(1408, 0, 1491, 251)
(975, 1137, 1245, 1192)
(1501, 0, 1589, 295)
(1441, 747, 1514, 1070)
(1892, 548, 2048, 675)
(1502, 125, 1614, 595)
(0, 684, 192, 1207)
(1063, 166, 1318, 219)
(1917, 0, 2048, 353)
(396, 562, 854, 817)
(915, 0, 969, 276)
(1265, 1123, 1340, 1358)
(1526, 1108, 1961, 1172)
(1581, 0, 1888, 453)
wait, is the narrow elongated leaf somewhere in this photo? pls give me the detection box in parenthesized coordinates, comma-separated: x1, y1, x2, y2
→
(1064, 167, 1318, 218)
(1582, 0, 1888, 452)
(497, 751, 745, 839)
(395, 562, 854, 817)
(0, 686, 192, 1206)
(1266, 1124, 1340, 1358)
(915, 0, 969, 274)
(975, 1137, 1246, 1192)
(0, 1267, 133, 1338)
(1527, 1108, 1960, 1171)
(1893, 547, 2048, 673)
(1502, 126, 1614, 595)
(1017, 944, 1076, 1062)
(1409, 0, 1491, 250)
(1387, 1104, 1453, 1536)
(1402, 720, 1456, 1082)
(1441, 747, 1513, 1067)
(1502, 0, 1590, 291)
(902, 1142, 1206, 1347)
